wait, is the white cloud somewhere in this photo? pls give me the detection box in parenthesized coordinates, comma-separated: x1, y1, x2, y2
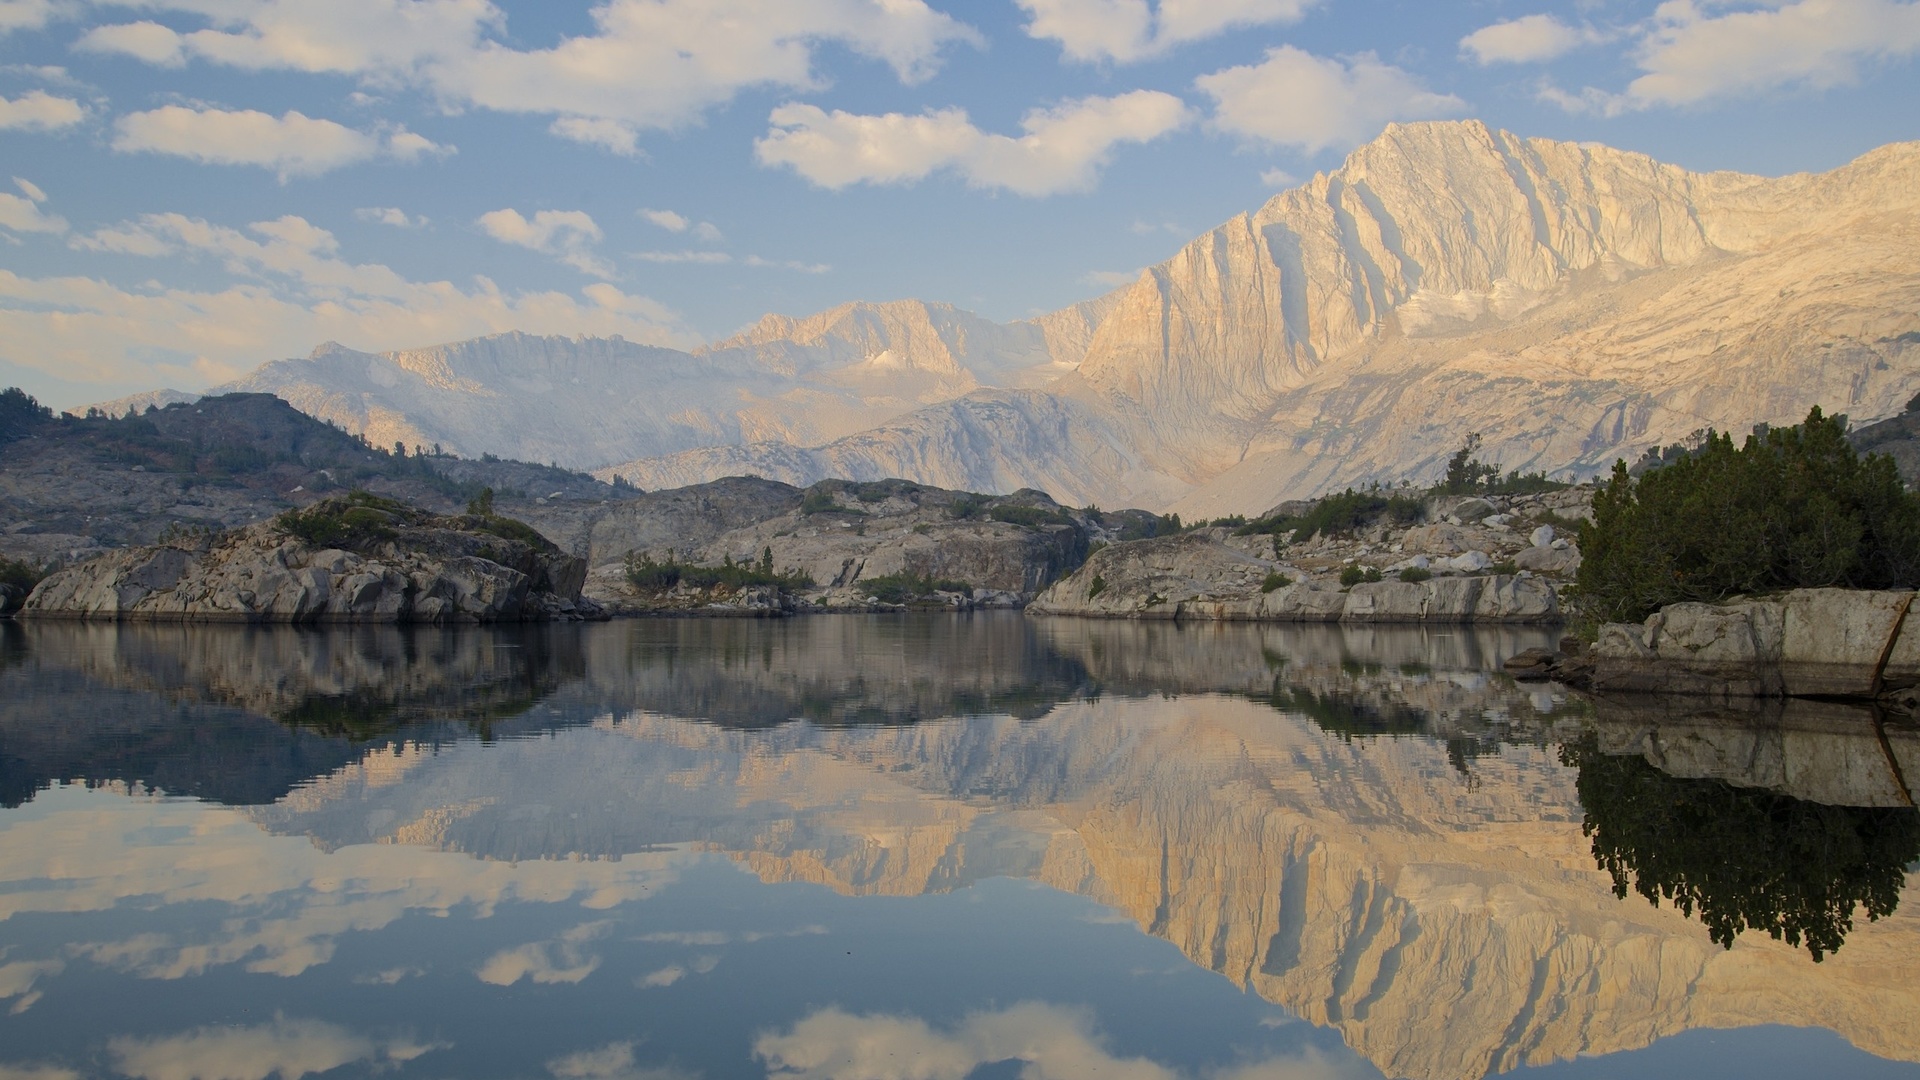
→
(756, 90, 1191, 196)
(640, 208, 723, 242)
(0, 89, 85, 131)
(7, 211, 689, 389)
(76, 20, 185, 65)
(108, 1018, 433, 1080)
(111, 106, 447, 180)
(0, 181, 65, 235)
(1019, 0, 1320, 63)
(477, 208, 615, 278)
(355, 206, 426, 228)
(1196, 46, 1466, 153)
(633, 249, 731, 264)
(640, 208, 689, 232)
(1259, 167, 1297, 187)
(1626, 0, 1920, 107)
(550, 116, 641, 157)
(77, 0, 982, 152)
(1460, 14, 1606, 65)
(476, 921, 611, 986)
(0, 0, 60, 35)
(743, 255, 830, 273)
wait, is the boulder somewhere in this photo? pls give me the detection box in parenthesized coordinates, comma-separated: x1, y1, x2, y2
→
(1513, 545, 1579, 575)
(1529, 525, 1555, 548)
(1587, 588, 1918, 699)
(23, 496, 596, 623)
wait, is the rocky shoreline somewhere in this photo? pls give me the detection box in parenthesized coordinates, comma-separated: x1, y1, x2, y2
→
(21, 494, 599, 623)
(1507, 587, 1920, 710)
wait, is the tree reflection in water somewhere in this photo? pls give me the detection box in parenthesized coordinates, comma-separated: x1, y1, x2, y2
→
(1561, 734, 1920, 960)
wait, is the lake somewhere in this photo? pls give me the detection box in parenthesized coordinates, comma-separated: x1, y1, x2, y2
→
(2, 614, 1917, 1080)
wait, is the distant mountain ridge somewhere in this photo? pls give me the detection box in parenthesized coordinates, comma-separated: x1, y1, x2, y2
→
(94, 121, 1920, 513)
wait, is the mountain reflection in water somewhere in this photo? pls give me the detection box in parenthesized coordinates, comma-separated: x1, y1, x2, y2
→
(1, 615, 1917, 1080)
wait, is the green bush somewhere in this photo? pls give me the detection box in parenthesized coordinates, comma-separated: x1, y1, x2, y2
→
(1398, 566, 1432, 583)
(1339, 565, 1382, 587)
(1575, 407, 1920, 623)
(1087, 574, 1107, 600)
(1261, 571, 1292, 593)
(277, 491, 405, 550)
(857, 571, 972, 603)
(624, 551, 814, 592)
(948, 493, 989, 520)
(0, 555, 45, 594)
(1241, 488, 1422, 542)
(1487, 560, 1518, 576)
(990, 504, 1071, 529)
(800, 490, 842, 515)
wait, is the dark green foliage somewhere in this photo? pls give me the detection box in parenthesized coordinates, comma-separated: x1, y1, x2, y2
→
(1442, 433, 1501, 493)
(467, 487, 496, 516)
(1339, 564, 1383, 587)
(1087, 574, 1107, 600)
(473, 515, 546, 547)
(0, 387, 53, 443)
(1114, 512, 1180, 542)
(1562, 735, 1920, 961)
(948, 493, 989, 520)
(1907, 390, 1920, 414)
(1398, 566, 1432, 583)
(0, 558, 45, 593)
(801, 490, 843, 515)
(1575, 407, 1920, 623)
(856, 571, 972, 603)
(623, 552, 814, 592)
(1261, 571, 1292, 593)
(1441, 431, 1569, 494)
(1487, 559, 1518, 576)
(989, 504, 1072, 529)
(276, 491, 405, 550)
(1240, 488, 1423, 541)
(0, 555, 45, 593)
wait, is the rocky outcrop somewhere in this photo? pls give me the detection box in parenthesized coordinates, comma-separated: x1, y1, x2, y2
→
(590, 480, 1093, 613)
(1027, 532, 1560, 622)
(22, 496, 596, 623)
(1586, 588, 1920, 699)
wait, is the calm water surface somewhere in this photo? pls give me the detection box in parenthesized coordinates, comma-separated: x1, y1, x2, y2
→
(2, 615, 1917, 1080)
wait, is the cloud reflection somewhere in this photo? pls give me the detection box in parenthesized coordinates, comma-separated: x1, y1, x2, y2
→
(107, 1017, 426, 1080)
(756, 1004, 1359, 1080)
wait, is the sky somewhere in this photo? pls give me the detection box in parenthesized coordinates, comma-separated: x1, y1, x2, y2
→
(2, 0, 1919, 411)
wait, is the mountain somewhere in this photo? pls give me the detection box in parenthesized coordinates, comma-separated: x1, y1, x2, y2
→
(606, 121, 1920, 513)
(96, 121, 1920, 514)
(157, 298, 1113, 472)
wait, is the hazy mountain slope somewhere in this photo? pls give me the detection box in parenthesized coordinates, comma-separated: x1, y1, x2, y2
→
(196, 300, 1112, 470)
(596, 389, 1192, 511)
(612, 122, 1920, 513)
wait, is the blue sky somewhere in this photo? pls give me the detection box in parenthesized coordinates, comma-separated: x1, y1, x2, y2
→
(2, 0, 1919, 410)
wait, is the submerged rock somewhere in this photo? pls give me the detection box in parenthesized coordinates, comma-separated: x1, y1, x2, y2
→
(22, 494, 598, 623)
